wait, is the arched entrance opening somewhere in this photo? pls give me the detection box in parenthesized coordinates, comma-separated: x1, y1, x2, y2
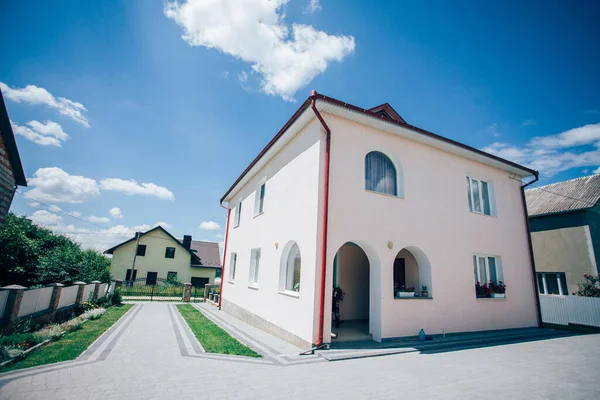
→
(332, 242, 371, 341)
(393, 246, 432, 298)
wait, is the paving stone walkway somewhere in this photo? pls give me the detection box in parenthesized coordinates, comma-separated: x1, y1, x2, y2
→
(0, 303, 599, 399)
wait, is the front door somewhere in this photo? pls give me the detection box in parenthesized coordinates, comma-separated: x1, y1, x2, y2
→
(146, 272, 158, 285)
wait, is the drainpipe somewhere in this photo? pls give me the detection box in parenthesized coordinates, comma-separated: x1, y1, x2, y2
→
(217, 204, 231, 310)
(520, 171, 542, 327)
(310, 90, 331, 348)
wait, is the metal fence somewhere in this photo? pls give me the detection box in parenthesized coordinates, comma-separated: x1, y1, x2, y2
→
(539, 294, 600, 328)
(121, 277, 185, 301)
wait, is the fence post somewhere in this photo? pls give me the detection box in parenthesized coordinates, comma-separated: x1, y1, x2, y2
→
(74, 282, 87, 305)
(1, 285, 27, 324)
(183, 283, 191, 302)
(47, 283, 64, 314)
(91, 281, 101, 300)
(204, 284, 210, 301)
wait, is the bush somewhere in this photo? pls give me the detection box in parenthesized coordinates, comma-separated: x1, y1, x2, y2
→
(60, 318, 83, 332)
(0, 333, 41, 348)
(111, 288, 122, 306)
(575, 274, 600, 297)
(80, 308, 105, 321)
(33, 324, 63, 342)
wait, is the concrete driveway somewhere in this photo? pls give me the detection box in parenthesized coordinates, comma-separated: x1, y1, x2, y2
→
(0, 302, 599, 399)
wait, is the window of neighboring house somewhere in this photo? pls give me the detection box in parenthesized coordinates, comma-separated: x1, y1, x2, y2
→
(136, 244, 147, 256)
(248, 248, 261, 287)
(467, 177, 492, 216)
(125, 269, 138, 281)
(165, 247, 176, 259)
(280, 242, 301, 293)
(365, 151, 398, 196)
(167, 271, 178, 282)
(254, 182, 266, 216)
(146, 272, 158, 286)
(537, 272, 568, 295)
(234, 201, 242, 227)
(473, 255, 503, 295)
(228, 252, 237, 282)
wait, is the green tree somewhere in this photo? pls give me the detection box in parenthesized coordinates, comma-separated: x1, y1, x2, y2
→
(0, 213, 112, 287)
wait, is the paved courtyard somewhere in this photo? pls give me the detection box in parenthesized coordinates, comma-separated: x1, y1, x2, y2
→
(0, 303, 599, 399)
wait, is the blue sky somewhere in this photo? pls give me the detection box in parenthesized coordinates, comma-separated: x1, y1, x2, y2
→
(1, 0, 599, 250)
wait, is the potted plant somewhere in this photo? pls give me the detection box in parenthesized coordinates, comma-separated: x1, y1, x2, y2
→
(489, 281, 506, 298)
(332, 287, 345, 329)
(421, 285, 428, 297)
(396, 286, 415, 298)
(475, 282, 491, 298)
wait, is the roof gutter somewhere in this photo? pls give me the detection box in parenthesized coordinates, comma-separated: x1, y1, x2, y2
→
(520, 171, 542, 327)
(310, 91, 331, 348)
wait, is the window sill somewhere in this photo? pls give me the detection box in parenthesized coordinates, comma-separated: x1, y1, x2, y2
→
(365, 189, 404, 200)
(476, 296, 506, 299)
(228, 280, 235, 284)
(248, 285, 259, 290)
(278, 290, 300, 298)
(469, 210, 497, 219)
(233, 224, 240, 229)
(394, 296, 433, 300)
(253, 212, 264, 219)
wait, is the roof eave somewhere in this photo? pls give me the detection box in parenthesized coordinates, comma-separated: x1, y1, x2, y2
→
(0, 89, 27, 186)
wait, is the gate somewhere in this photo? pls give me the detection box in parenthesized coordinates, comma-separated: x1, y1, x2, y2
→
(122, 277, 184, 301)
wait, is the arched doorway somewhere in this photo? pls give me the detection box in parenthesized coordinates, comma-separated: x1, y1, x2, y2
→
(393, 246, 432, 298)
(332, 242, 371, 341)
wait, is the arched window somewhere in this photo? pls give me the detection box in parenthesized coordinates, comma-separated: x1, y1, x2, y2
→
(365, 151, 397, 196)
(280, 242, 301, 293)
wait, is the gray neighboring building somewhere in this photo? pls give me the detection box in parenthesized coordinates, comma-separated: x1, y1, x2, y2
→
(0, 88, 27, 228)
(526, 175, 600, 296)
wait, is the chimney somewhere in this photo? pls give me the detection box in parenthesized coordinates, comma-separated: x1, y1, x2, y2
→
(182, 235, 192, 250)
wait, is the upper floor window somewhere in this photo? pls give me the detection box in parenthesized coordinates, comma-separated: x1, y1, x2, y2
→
(467, 177, 492, 216)
(537, 272, 568, 296)
(228, 252, 237, 282)
(279, 242, 301, 293)
(233, 201, 242, 227)
(249, 248, 261, 287)
(254, 182, 266, 216)
(365, 151, 397, 196)
(136, 244, 146, 256)
(165, 247, 176, 258)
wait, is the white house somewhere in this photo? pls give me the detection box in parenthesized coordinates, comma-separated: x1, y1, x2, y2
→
(218, 90, 540, 349)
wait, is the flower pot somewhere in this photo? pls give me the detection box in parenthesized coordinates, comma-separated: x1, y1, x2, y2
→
(397, 292, 415, 298)
(491, 293, 505, 298)
(421, 291, 428, 297)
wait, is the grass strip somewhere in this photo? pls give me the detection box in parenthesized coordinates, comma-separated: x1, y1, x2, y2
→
(177, 304, 260, 358)
(0, 304, 134, 373)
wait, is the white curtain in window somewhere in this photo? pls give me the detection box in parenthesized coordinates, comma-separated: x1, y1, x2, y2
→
(365, 151, 397, 195)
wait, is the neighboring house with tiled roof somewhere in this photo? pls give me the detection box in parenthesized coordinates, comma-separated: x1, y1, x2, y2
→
(525, 175, 600, 296)
(0, 88, 27, 228)
(104, 226, 221, 288)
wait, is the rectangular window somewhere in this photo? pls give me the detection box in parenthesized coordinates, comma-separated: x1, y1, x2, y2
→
(125, 269, 138, 281)
(167, 271, 177, 282)
(234, 202, 242, 227)
(146, 272, 158, 285)
(467, 177, 492, 216)
(254, 182, 266, 216)
(136, 244, 147, 256)
(249, 248, 261, 287)
(229, 252, 237, 282)
(165, 247, 176, 258)
(537, 272, 568, 295)
(473, 254, 503, 289)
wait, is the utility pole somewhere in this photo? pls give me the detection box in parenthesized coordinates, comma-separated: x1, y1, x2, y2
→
(129, 232, 141, 285)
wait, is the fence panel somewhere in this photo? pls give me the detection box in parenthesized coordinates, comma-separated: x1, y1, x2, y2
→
(57, 285, 79, 309)
(18, 287, 53, 317)
(0, 290, 9, 319)
(107, 282, 116, 296)
(98, 283, 108, 298)
(83, 284, 95, 302)
(540, 294, 600, 328)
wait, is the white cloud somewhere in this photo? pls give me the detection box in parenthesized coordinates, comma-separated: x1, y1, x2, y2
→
(238, 71, 248, 82)
(521, 119, 537, 127)
(109, 207, 124, 219)
(11, 120, 69, 147)
(221, 71, 229, 78)
(27, 167, 100, 203)
(305, 0, 322, 13)
(215, 233, 224, 239)
(482, 123, 600, 177)
(88, 216, 110, 224)
(30, 210, 64, 226)
(200, 221, 221, 231)
(154, 221, 173, 229)
(0, 82, 90, 127)
(100, 178, 175, 200)
(165, 0, 355, 101)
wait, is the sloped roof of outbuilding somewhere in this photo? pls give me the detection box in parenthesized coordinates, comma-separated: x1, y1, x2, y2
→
(525, 174, 600, 217)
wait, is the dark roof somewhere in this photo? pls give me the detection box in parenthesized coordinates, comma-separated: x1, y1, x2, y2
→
(220, 91, 536, 203)
(0, 89, 26, 186)
(103, 225, 221, 267)
(525, 174, 600, 217)
(189, 240, 221, 268)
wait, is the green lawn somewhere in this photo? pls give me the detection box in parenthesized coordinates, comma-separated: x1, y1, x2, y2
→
(177, 304, 260, 358)
(0, 304, 134, 373)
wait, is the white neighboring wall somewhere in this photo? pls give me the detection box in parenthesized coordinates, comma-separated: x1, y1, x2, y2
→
(223, 119, 323, 345)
